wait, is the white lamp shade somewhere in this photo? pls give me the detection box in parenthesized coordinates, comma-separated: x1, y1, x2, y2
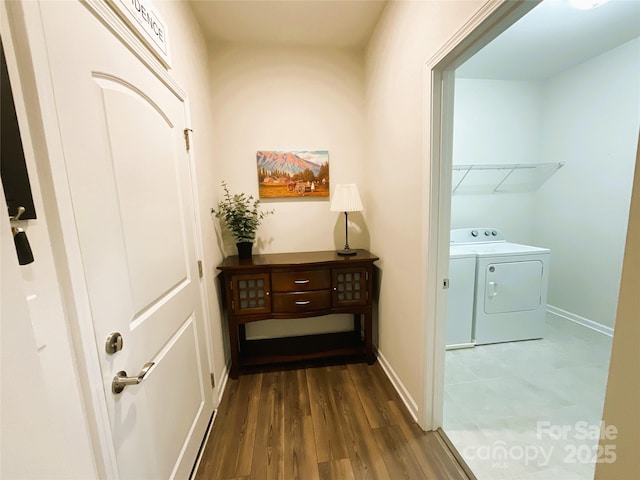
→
(330, 184, 363, 212)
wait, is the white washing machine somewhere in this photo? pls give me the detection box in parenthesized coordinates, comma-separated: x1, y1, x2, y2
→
(449, 228, 551, 345)
(446, 246, 476, 349)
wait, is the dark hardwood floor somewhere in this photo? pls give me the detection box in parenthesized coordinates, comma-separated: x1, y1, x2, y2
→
(194, 361, 471, 480)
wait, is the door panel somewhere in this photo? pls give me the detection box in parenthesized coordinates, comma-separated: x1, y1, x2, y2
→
(115, 316, 205, 479)
(37, 1, 212, 478)
(484, 260, 543, 313)
(97, 76, 189, 315)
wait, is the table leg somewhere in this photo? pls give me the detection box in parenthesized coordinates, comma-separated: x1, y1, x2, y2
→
(364, 309, 375, 364)
(354, 313, 362, 337)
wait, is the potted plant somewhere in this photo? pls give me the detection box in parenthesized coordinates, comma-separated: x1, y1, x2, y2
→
(211, 181, 274, 258)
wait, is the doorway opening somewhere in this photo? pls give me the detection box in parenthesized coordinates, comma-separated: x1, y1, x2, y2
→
(428, 1, 640, 479)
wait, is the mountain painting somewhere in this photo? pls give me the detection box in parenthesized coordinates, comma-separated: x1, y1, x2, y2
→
(257, 150, 330, 198)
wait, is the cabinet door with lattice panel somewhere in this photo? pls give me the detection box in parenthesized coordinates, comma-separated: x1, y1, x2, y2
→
(332, 268, 368, 306)
(230, 273, 271, 315)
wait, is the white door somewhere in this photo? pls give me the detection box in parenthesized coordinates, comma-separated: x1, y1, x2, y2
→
(484, 260, 543, 313)
(36, 1, 212, 478)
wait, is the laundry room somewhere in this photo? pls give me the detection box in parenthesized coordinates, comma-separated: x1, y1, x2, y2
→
(450, 34, 639, 333)
(441, 1, 640, 478)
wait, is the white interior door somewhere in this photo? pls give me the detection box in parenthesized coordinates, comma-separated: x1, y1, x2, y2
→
(37, 1, 212, 478)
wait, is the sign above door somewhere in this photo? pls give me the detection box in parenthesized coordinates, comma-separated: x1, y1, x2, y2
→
(107, 0, 171, 68)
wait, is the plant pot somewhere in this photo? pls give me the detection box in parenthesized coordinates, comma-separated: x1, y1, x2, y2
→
(236, 241, 253, 259)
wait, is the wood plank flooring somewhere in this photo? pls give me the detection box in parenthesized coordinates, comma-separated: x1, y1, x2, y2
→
(195, 361, 471, 480)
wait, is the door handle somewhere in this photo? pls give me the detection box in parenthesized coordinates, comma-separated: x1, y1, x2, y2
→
(488, 281, 498, 298)
(112, 362, 155, 394)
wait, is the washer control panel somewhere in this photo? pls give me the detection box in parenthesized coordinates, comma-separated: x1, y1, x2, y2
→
(451, 228, 505, 244)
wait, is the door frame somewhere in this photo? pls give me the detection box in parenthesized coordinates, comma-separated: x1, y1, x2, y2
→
(2, 1, 217, 476)
(421, 0, 541, 430)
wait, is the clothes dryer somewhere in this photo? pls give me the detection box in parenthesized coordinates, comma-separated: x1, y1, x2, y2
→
(450, 228, 550, 345)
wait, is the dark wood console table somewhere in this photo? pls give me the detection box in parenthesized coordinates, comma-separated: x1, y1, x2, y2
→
(217, 250, 379, 379)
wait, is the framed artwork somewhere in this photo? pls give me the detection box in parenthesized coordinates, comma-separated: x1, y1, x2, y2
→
(257, 150, 330, 199)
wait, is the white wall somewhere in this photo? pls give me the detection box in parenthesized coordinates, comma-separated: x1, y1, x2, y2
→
(534, 37, 640, 328)
(209, 44, 368, 255)
(209, 44, 369, 339)
(365, 0, 485, 420)
(451, 79, 543, 243)
(452, 79, 544, 167)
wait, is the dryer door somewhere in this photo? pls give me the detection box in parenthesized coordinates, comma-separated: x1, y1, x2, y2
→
(484, 260, 543, 313)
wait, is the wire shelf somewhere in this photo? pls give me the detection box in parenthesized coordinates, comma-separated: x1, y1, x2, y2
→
(451, 162, 564, 194)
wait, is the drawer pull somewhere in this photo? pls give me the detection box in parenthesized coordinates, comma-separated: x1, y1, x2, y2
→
(294, 279, 310, 284)
(295, 300, 311, 305)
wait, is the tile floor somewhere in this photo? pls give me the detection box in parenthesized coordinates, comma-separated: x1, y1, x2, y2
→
(443, 315, 613, 480)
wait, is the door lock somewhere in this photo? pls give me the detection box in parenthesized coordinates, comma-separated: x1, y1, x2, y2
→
(112, 362, 155, 394)
(105, 332, 123, 354)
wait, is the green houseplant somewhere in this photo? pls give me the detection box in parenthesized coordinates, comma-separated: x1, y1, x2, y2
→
(211, 181, 274, 258)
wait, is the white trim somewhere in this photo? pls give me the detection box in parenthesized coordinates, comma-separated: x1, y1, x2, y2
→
(189, 410, 217, 480)
(190, 361, 231, 478)
(216, 361, 231, 407)
(106, 0, 171, 68)
(190, 362, 229, 478)
(83, 0, 184, 98)
(421, 64, 449, 431)
(377, 350, 419, 423)
(446, 343, 476, 351)
(181, 98, 221, 408)
(547, 305, 614, 337)
(425, 0, 506, 70)
(422, 0, 542, 431)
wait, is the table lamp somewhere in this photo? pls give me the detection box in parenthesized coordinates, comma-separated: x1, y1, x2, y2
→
(330, 184, 363, 256)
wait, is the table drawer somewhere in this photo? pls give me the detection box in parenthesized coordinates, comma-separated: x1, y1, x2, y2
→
(271, 270, 330, 292)
(272, 290, 331, 313)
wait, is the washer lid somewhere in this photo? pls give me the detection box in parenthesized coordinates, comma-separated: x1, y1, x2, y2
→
(450, 244, 477, 258)
(474, 242, 550, 257)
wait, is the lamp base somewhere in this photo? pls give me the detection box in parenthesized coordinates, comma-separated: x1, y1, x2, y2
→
(337, 248, 357, 256)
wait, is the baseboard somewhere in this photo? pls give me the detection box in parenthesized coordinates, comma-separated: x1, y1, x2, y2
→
(376, 349, 419, 423)
(189, 409, 217, 479)
(190, 361, 230, 479)
(446, 342, 475, 350)
(216, 361, 231, 407)
(547, 304, 614, 337)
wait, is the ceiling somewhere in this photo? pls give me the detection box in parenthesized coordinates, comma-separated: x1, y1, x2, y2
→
(189, 0, 639, 79)
(189, 0, 387, 49)
(457, 0, 640, 80)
